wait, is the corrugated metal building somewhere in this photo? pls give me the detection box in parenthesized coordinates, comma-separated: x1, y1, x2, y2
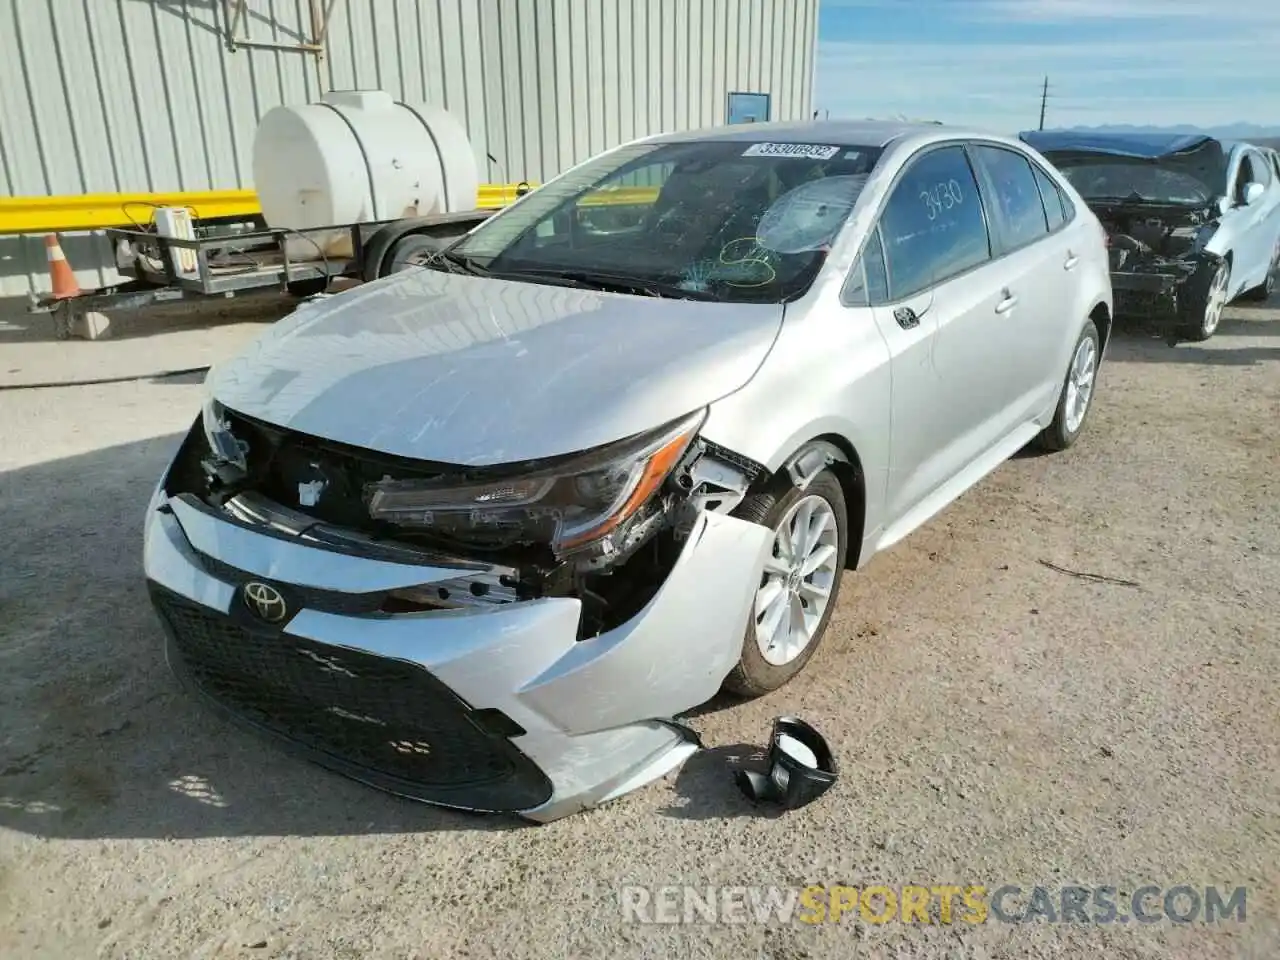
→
(0, 0, 819, 298)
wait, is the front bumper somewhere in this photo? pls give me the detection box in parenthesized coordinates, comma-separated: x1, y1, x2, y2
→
(143, 479, 771, 823)
(1110, 270, 1183, 319)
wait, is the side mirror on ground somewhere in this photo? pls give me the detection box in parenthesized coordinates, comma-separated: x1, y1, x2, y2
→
(734, 716, 838, 810)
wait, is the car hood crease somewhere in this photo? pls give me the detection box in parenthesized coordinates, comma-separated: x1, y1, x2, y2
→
(207, 268, 785, 466)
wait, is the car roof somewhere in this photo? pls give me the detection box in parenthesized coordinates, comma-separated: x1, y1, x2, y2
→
(1019, 129, 1219, 158)
(645, 119, 1006, 150)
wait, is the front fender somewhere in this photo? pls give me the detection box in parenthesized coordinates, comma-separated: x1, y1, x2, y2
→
(700, 304, 893, 557)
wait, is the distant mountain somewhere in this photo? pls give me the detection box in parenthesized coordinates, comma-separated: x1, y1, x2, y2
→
(1049, 122, 1280, 141)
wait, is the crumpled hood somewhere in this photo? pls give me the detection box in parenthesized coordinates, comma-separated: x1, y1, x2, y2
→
(208, 268, 784, 466)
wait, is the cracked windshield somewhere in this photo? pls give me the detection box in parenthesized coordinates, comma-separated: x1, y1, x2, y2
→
(447, 140, 884, 302)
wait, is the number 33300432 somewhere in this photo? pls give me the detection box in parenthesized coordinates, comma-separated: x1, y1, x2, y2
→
(920, 179, 964, 220)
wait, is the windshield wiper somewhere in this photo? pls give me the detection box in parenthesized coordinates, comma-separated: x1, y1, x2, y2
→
(430, 249, 491, 276)
(489, 267, 716, 301)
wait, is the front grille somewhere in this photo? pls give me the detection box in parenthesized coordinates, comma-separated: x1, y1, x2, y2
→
(196, 554, 386, 616)
(150, 586, 552, 812)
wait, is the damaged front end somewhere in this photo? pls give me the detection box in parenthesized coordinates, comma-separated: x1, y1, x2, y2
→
(1095, 200, 1225, 327)
(147, 398, 775, 821)
(1022, 132, 1230, 336)
(185, 401, 765, 637)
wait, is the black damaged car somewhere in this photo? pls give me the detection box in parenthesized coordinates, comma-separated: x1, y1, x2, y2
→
(1021, 131, 1280, 342)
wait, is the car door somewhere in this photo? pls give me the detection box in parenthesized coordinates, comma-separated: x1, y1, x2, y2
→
(1225, 148, 1275, 293)
(967, 143, 1071, 420)
(1245, 149, 1280, 283)
(849, 142, 1009, 530)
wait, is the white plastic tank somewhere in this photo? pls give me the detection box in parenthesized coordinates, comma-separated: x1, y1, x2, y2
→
(252, 90, 480, 258)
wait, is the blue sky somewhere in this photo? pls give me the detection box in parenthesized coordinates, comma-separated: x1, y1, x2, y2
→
(814, 0, 1280, 132)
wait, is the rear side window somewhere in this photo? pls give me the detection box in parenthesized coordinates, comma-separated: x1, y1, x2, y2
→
(972, 145, 1049, 252)
(1032, 164, 1067, 231)
(878, 145, 991, 300)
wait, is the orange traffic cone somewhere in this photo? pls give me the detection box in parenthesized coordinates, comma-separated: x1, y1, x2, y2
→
(45, 234, 80, 299)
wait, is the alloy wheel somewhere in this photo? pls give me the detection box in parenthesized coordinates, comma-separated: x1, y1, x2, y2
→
(1202, 263, 1229, 336)
(1064, 334, 1097, 435)
(754, 494, 841, 667)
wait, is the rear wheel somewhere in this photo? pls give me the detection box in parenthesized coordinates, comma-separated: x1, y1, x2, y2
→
(1034, 319, 1100, 453)
(723, 470, 848, 698)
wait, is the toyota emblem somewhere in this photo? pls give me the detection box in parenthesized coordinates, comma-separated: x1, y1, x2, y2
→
(243, 581, 289, 624)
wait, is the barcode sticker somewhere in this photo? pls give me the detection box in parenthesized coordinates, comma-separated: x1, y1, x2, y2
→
(743, 142, 841, 160)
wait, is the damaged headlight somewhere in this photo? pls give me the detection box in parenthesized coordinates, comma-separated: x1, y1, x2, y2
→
(364, 409, 706, 557)
(200, 397, 249, 483)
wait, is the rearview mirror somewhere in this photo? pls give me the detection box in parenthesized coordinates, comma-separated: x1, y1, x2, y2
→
(1244, 182, 1265, 206)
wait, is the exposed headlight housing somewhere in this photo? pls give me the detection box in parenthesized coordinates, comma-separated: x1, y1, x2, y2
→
(364, 409, 706, 557)
(199, 396, 247, 476)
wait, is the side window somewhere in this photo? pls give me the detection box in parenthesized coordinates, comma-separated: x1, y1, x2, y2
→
(878, 146, 991, 300)
(1234, 155, 1256, 203)
(864, 227, 889, 302)
(1272, 152, 1280, 180)
(840, 227, 888, 306)
(1250, 151, 1272, 189)
(1059, 188, 1076, 222)
(1032, 164, 1067, 231)
(971, 145, 1050, 252)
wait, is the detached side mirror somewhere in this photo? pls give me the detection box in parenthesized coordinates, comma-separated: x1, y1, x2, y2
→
(1243, 182, 1266, 206)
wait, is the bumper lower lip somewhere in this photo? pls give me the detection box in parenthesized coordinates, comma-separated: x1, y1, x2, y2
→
(1110, 269, 1188, 320)
(142, 484, 771, 823)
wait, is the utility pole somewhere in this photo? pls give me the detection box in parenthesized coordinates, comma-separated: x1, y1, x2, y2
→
(1038, 76, 1049, 130)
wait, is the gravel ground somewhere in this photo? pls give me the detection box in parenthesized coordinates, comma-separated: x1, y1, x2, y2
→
(1, 294, 1277, 959)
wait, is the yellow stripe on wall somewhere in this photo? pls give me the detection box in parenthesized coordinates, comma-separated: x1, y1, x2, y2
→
(0, 185, 540, 235)
(0, 182, 670, 235)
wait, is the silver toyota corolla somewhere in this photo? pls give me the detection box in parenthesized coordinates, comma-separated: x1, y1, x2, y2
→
(144, 121, 1113, 822)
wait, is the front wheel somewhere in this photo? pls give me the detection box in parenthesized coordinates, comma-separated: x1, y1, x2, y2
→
(722, 470, 848, 698)
(1179, 259, 1230, 341)
(1033, 319, 1100, 453)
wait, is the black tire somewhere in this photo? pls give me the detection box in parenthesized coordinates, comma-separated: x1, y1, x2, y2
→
(385, 234, 445, 274)
(286, 278, 329, 298)
(722, 469, 848, 698)
(1177, 258, 1230, 342)
(1033, 318, 1100, 453)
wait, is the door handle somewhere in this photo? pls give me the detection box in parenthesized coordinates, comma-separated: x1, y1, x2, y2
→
(994, 290, 1018, 314)
(1064, 251, 1080, 270)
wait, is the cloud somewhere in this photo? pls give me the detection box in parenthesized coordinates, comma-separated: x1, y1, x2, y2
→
(969, 0, 1280, 21)
(814, 5, 1280, 130)
(821, 0, 1280, 18)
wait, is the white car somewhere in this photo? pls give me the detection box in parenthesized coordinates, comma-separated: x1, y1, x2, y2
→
(1023, 131, 1280, 340)
(144, 121, 1112, 822)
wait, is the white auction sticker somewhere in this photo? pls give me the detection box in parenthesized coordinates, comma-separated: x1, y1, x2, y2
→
(742, 142, 841, 160)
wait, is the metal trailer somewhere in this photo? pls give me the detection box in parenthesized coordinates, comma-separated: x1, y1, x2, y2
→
(27, 206, 505, 339)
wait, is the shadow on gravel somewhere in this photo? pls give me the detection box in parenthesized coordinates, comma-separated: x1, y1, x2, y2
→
(658, 744, 792, 822)
(1105, 316, 1280, 366)
(0, 435, 521, 840)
